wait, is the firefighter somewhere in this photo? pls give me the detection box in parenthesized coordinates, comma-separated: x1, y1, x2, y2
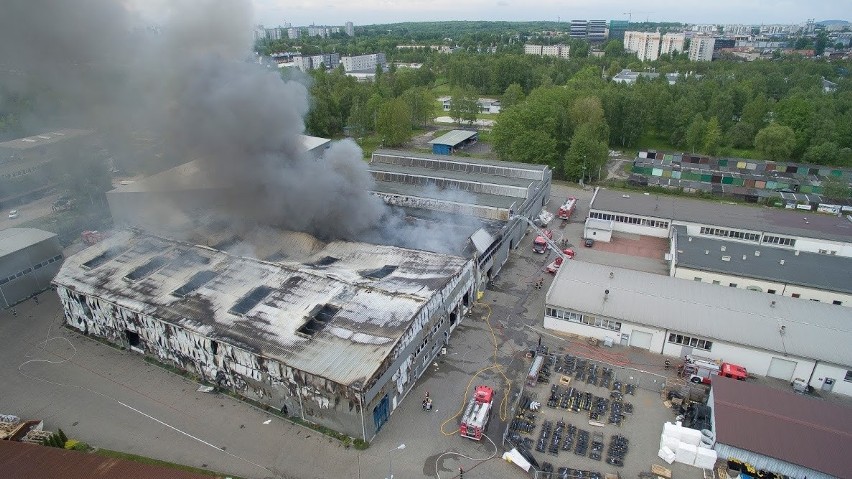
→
(664, 358, 671, 370)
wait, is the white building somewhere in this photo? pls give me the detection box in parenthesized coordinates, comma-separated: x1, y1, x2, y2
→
(438, 97, 501, 114)
(287, 27, 300, 39)
(544, 260, 852, 397)
(689, 35, 716, 62)
(345, 21, 354, 37)
(660, 33, 685, 56)
(623, 31, 661, 61)
(341, 53, 386, 72)
(524, 44, 570, 59)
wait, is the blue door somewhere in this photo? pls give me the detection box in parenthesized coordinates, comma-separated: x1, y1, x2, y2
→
(373, 394, 389, 432)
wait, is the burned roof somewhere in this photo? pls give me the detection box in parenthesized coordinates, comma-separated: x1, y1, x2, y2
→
(0, 129, 93, 151)
(712, 375, 852, 478)
(54, 230, 472, 389)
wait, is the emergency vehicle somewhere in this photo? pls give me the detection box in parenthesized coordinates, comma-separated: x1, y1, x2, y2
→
(459, 385, 494, 440)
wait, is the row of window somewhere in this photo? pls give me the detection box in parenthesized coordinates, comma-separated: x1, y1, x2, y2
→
(0, 163, 45, 179)
(693, 278, 843, 305)
(668, 333, 713, 351)
(763, 234, 796, 247)
(699, 226, 760, 242)
(545, 307, 622, 332)
(589, 211, 669, 229)
(0, 254, 62, 285)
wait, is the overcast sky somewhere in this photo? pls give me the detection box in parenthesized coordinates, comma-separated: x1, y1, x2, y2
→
(251, 0, 848, 28)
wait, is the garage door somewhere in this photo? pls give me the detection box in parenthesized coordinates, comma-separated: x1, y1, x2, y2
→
(767, 357, 797, 381)
(629, 331, 653, 350)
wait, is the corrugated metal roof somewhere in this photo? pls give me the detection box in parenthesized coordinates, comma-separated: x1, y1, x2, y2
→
(590, 188, 852, 243)
(0, 228, 57, 257)
(428, 130, 478, 146)
(54, 230, 471, 389)
(546, 260, 852, 367)
(375, 149, 550, 173)
(673, 225, 852, 294)
(0, 440, 216, 479)
(712, 376, 852, 478)
(0, 129, 93, 151)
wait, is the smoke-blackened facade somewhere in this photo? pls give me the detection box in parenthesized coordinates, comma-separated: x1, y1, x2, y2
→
(54, 230, 474, 440)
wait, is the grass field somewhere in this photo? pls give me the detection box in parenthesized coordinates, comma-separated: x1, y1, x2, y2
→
(636, 133, 759, 160)
(94, 448, 244, 478)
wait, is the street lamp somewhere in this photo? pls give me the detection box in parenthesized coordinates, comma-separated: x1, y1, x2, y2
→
(387, 443, 406, 479)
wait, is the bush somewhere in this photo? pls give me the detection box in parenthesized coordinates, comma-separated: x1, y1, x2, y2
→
(58, 429, 68, 444)
(71, 441, 90, 451)
(64, 439, 79, 450)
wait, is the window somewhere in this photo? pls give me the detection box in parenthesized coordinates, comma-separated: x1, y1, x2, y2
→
(767, 289, 777, 294)
(694, 277, 702, 282)
(763, 235, 796, 247)
(712, 280, 720, 285)
(546, 306, 620, 331)
(846, 371, 852, 382)
(791, 293, 800, 298)
(729, 283, 737, 288)
(810, 299, 820, 302)
(833, 301, 842, 305)
(668, 333, 712, 351)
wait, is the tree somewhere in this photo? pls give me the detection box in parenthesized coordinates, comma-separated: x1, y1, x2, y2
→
(703, 117, 722, 155)
(803, 141, 840, 165)
(821, 175, 851, 201)
(57, 429, 68, 444)
(564, 123, 608, 183)
(726, 122, 757, 149)
(449, 88, 479, 126)
(570, 96, 605, 132)
(685, 114, 706, 154)
(603, 40, 624, 57)
(501, 83, 525, 110)
(375, 98, 412, 147)
(754, 123, 796, 160)
(400, 87, 434, 128)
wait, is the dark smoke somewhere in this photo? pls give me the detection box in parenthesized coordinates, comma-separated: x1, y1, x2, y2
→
(0, 0, 386, 240)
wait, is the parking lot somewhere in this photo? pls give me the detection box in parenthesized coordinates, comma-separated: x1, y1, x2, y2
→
(1, 182, 702, 479)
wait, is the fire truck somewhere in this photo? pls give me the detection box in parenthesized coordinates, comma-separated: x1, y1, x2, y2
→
(682, 356, 747, 384)
(533, 229, 553, 254)
(546, 249, 575, 273)
(459, 385, 494, 441)
(557, 197, 577, 221)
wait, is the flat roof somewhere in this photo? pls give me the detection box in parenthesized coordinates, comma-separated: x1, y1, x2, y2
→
(590, 188, 852, 243)
(546, 260, 852, 367)
(428, 130, 478, 147)
(0, 129, 93, 151)
(375, 149, 550, 173)
(712, 376, 852, 478)
(54, 230, 471, 390)
(0, 440, 213, 479)
(369, 162, 537, 189)
(0, 228, 57, 257)
(301, 135, 330, 152)
(673, 225, 852, 294)
(370, 180, 518, 210)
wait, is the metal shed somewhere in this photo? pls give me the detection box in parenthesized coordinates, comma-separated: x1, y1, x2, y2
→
(0, 228, 63, 308)
(428, 130, 478, 155)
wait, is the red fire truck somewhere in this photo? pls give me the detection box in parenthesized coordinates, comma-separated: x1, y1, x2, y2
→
(533, 229, 553, 254)
(557, 197, 577, 221)
(546, 249, 575, 273)
(682, 356, 747, 384)
(459, 385, 494, 441)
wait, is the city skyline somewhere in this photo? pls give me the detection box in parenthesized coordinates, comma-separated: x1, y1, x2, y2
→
(251, 0, 848, 28)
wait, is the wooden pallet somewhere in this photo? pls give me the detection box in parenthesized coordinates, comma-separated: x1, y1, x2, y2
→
(651, 464, 672, 479)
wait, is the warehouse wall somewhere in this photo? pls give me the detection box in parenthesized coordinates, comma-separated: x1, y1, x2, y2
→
(809, 362, 852, 396)
(0, 237, 63, 308)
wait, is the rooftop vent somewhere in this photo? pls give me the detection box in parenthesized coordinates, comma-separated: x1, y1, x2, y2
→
(794, 250, 800, 256)
(213, 236, 242, 251)
(721, 246, 726, 252)
(705, 250, 709, 255)
(229, 285, 273, 315)
(171, 270, 218, 298)
(297, 304, 339, 337)
(721, 255, 731, 262)
(742, 255, 747, 260)
(754, 250, 760, 257)
(688, 237, 693, 242)
(82, 247, 125, 269)
(362, 265, 397, 280)
(779, 259, 785, 265)
(124, 256, 168, 281)
(310, 256, 339, 267)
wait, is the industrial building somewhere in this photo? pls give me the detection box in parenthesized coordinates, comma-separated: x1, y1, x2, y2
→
(709, 376, 852, 479)
(544, 260, 852, 396)
(54, 229, 475, 441)
(427, 130, 478, 155)
(0, 228, 63, 309)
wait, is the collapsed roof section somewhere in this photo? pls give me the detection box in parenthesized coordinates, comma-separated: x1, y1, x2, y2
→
(54, 229, 473, 389)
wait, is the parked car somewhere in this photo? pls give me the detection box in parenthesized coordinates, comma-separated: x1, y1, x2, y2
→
(584, 238, 594, 247)
(8, 210, 18, 219)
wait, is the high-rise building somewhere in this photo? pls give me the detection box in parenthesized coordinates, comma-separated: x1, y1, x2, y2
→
(570, 20, 589, 39)
(588, 20, 607, 42)
(660, 33, 685, 56)
(689, 35, 715, 62)
(341, 53, 386, 72)
(608, 20, 629, 42)
(345, 21, 354, 37)
(624, 31, 661, 61)
(287, 27, 300, 39)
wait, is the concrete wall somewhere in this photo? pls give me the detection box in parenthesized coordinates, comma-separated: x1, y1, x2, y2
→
(675, 267, 851, 306)
(0, 236, 63, 308)
(809, 362, 852, 396)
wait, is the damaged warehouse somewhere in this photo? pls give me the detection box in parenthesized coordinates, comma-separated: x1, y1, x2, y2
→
(53, 229, 475, 441)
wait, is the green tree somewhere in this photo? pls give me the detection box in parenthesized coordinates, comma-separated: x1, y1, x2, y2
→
(564, 123, 608, 183)
(57, 429, 68, 444)
(726, 122, 757, 149)
(803, 141, 840, 165)
(570, 96, 605, 132)
(685, 114, 706, 154)
(375, 98, 412, 147)
(821, 175, 851, 201)
(603, 40, 624, 57)
(449, 88, 479, 126)
(401, 87, 434, 128)
(703, 117, 722, 155)
(754, 123, 796, 160)
(501, 83, 525, 109)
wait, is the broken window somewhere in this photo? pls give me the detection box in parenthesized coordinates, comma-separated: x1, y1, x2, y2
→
(124, 256, 168, 281)
(362, 265, 397, 280)
(229, 286, 274, 315)
(82, 247, 125, 269)
(210, 340, 218, 355)
(125, 329, 141, 347)
(297, 304, 339, 337)
(213, 236, 241, 251)
(171, 270, 218, 297)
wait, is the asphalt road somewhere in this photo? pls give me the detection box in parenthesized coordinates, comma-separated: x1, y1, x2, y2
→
(1, 182, 683, 479)
(1, 193, 60, 231)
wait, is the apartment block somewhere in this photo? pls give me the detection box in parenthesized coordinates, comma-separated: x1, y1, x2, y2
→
(689, 36, 716, 62)
(624, 31, 661, 61)
(341, 53, 386, 72)
(660, 33, 686, 56)
(524, 44, 570, 59)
